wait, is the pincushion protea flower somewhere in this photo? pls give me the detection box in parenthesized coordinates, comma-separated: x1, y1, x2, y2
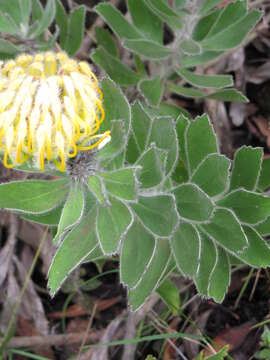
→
(0, 52, 110, 172)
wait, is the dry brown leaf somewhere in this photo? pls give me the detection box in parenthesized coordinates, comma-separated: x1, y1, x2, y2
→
(18, 220, 54, 274)
(163, 318, 180, 360)
(203, 320, 256, 357)
(0, 215, 18, 287)
(96, 296, 122, 312)
(16, 316, 55, 359)
(48, 304, 88, 320)
(0, 264, 20, 333)
(14, 257, 49, 336)
(252, 116, 270, 148)
(246, 62, 270, 84)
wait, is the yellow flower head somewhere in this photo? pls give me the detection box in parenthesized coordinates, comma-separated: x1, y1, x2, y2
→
(0, 51, 110, 172)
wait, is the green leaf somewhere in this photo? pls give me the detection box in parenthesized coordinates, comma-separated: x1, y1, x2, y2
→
(123, 38, 172, 60)
(95, 3, 142, 40)
(0, 39, 21, 55)
(136, 145, 165, 189)
(236, 226, 270, 268)
(258, 158, 270, 192)
(95, 27, 119, 57)
(0, 11, 19, 35)
(87, 175, 108, 204)
(139, 77, 164, 106)
(255, 217, 270, 236)
(17, 0, 32, 27)
(207, 88, 248, 102)
(97, 196, 133, 255)
(144, 0, 183, 30)
(92, 47, 140, 86)
(82, 245, 104, 264)
(168, 83, 206, 99)
(128, 239, 171, 311)
(159, 102, 190, 119)
(179, 39, 202, 55)
(0, 1, 21, 29)
(172, 183, 214, 222)
(128, 0, 163, 44)
(120, 219, 156, 288)
(20, 206, 62, 226)
(48, 207, 98, 296)
(201, 10, 263, 51)
(55, 0, 68, 48)
(185, 115, 218, 174)
(230, 146, 263, 192)
(157, 278, 180, 315)
(126, 102, 152, 164)
(97, 120, 126, 163)
(131, 195, 178, 237)
(0, 179, 69, 214)
(100, 78, 131, 133)
(205, 346, 229, 360)
(31, 0, 43, 23)
(194, 231, 216, 297)
(177, 68, 233, 89)
(99, 168, 137, 201)
(30, 0, 56, 38)
(201, 207, 248, 253)
(181, 51, 223, 68)
(217, 189, 270, 225)
(201, 0, 223, 16)
(193, 8, 222, 41)
(172, 223, 200, 277)
(53, 183, 85, 245)
(206, 1, 247, 38)
(64, 5, 85, 56)
(175, 114, 189, 180)
(168, 83, 248, 102)
(148, 116, 178, 175)
(208, 247, 230, 302)
(191, 154, 230, 197)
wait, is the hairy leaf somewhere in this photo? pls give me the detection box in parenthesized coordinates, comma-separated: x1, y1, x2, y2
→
(48, 207, 98, 296)
(172, 223, 200, 277)
(201, 207, 248, 253)
(237, 226, 270, 268)
(99, 168, 137, 201)
(209, 247, 230, 302)
(139, 77, 164, 106)
(0, 179, 69, 214)
(53, 183, 85, 245)
(128, 0, 163, 44)
(173, 183, 214, 222)
(177, 68, 233, 89)
(217, 190, 270, 224)
(185, 115, 218, 174)
(95, 3, 142, 40)
(123, 38, 172, 60)
(97, 196, 132, 254)
(191, 154, 230, 197)
(194, 231, 216, 297)
(128, 239, 171, 311)
(230, 146, 263, 192)
(92, 47, 140, 86)
(131, 195, 178, 237)
(121, 219, 155, 288)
